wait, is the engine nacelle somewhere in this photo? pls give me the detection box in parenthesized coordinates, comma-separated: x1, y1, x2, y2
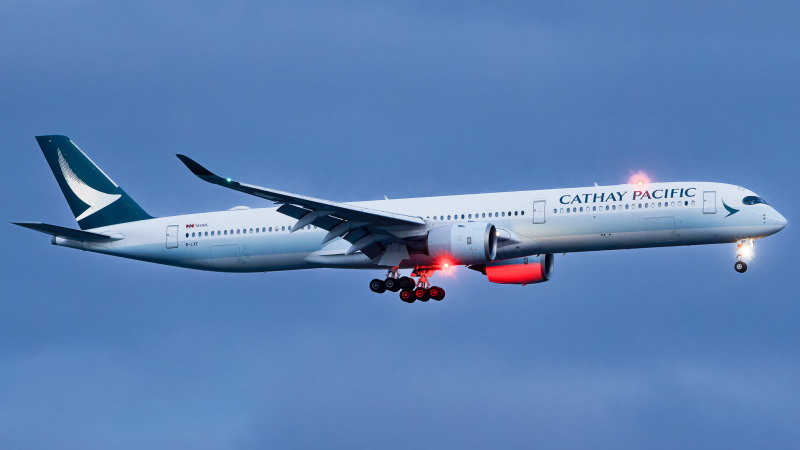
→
(427, 222, 497, 265)
(484, 254, 554, 285)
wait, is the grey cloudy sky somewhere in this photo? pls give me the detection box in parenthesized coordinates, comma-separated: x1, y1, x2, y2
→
(1, 1, 798, 448)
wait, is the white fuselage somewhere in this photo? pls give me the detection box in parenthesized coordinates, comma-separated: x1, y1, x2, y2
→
(54, 182, 787, 272)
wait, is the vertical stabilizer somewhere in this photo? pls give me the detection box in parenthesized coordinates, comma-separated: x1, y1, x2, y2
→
(35, 135, 153, 229)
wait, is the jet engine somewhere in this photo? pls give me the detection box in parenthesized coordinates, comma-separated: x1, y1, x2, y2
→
(427, 222, 497, 265)
(476, 254, 554, 285)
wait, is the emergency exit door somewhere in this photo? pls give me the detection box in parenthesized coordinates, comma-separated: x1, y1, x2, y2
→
(703, 191, 716, 214)
(533, 200, 547, 224)
(166, 225, 178, 248)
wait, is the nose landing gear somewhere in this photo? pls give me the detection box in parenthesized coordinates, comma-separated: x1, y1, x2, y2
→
(734, 239, 753, 273)
(368, 266, 446, 303)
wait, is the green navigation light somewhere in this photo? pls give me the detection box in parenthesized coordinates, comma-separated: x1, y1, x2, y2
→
(226, 178, 232, 183)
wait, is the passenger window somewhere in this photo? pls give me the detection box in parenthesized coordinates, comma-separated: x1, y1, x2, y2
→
(211, 231, 214, 236)
(553, 209, 557, 214)
(521, 211, 524, 215)
(185, 233, 189, 238)
(514, 211, 518, 216)
(468, 214, 472, 219)
(282, 226, 285, 231)
(593, 206, 596, 211)
(502, 212, 505, 217)
(580, 207, 583, 212)
(447, 215, 451, 220)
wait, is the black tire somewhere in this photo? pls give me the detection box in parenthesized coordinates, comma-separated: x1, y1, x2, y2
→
(414, 288, 430, 302)
(385, 278, 400, 292)
(735, 261, 748, 273)
(399, 276, 416, 291)
(369, 279, 386, 293)
(430, 286, 445, 301)
(399, 290, 415, 303)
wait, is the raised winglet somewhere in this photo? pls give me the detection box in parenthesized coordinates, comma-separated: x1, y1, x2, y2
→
(176, 154, 216, 177)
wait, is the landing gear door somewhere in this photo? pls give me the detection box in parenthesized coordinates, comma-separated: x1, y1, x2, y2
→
(703, 191, 716, 214)
(166, 225, 178, 249)
(533, 200, 546, 224)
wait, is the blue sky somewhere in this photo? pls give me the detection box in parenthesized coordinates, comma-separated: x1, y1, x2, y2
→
(1, 1, 798, 448)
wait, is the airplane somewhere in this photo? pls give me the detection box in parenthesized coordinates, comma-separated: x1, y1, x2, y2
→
(13, 135, 787, 303)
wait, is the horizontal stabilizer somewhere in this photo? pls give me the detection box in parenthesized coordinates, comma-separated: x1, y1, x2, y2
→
(11, 222, 122, 241)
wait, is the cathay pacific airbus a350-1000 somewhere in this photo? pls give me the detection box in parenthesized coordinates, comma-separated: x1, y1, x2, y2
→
(14, 136, 787, 303)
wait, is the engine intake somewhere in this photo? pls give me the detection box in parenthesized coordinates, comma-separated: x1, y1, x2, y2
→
(482, 254, 554, 285)
(427, 222, 497, 265)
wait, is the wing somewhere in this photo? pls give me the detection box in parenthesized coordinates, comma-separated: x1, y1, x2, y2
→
(176, 155, 425, 259)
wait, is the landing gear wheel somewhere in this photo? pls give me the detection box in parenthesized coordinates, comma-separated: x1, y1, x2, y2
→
(385, 278, 401, 292)
(399, 276, 416, 291)
(414, 288, 430, 302)
(429, 286, 445, 301)
(734, 261, 748, 273)
(399, 290, 415, 303)
(369, 279, 386, 293)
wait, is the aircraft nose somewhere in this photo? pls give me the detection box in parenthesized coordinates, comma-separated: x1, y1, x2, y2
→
(772, 209, 787, 232)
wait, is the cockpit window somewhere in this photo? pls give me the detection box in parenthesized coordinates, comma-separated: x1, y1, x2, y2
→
(742, 196, 768, 206)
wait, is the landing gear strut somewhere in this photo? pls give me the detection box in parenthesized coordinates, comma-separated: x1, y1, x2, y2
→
(734, 239, 753, 273)
(368, 266, 446, 303)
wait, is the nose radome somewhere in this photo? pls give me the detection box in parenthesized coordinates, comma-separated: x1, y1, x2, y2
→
(773, 210, 787, 231)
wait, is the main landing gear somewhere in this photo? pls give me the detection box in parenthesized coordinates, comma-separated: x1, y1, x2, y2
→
(734, 239, 753, 273)
(369, 266, 446, 303)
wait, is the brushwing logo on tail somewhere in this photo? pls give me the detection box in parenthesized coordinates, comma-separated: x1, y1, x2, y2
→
(58, 149, 121, 221)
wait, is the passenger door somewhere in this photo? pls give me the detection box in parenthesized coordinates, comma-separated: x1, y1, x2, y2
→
(532, 200, 546, 224)
(703, 191, 716, 214)
(166, 225, 178, 249)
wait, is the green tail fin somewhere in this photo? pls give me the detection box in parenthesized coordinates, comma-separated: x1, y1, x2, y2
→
(35, 135, 153, 230)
